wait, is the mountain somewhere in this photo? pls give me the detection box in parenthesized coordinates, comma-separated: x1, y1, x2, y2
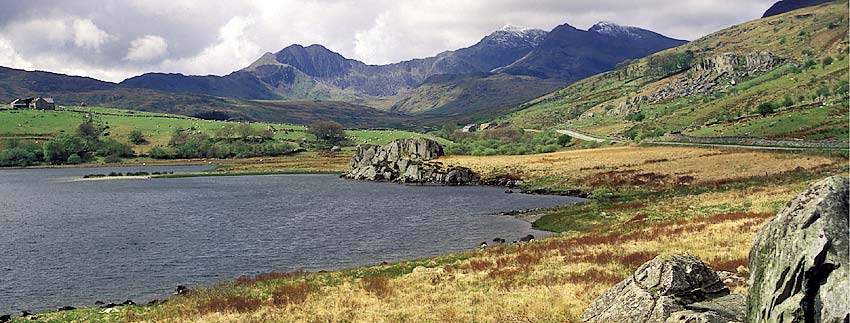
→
(0, 66, 408, 128)
(120, 22, 683, 118)
(496, 22, 687, 81)
(121, 25, 549, 100)
(762, 0, 837, 17)
(506, 1, 848, 142)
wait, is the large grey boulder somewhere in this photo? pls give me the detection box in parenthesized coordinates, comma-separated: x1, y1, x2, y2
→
(582, 254, 742, 323)
(344, 138, 478, 185)
(747, 176, 849, 323)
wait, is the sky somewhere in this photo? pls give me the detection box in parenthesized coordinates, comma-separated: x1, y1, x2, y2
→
(0, 0, 777, 82)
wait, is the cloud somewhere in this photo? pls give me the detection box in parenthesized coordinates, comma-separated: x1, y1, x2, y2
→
(72, 19, 112, 50)
(160, 16, 261, 75)
(125, 35, 168, 61)
(0, 0, 778, 81)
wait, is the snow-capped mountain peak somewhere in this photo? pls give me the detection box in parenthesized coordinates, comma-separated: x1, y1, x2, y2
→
(485, 24, 548, 47)
(589, 21, 644, 39)
(499, 24, 534, 33)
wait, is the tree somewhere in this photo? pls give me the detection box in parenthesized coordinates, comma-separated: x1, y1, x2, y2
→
(307, 121, 346, 146)
(757, 102, 775, 115)
(237, 123, 255, 141)
(557, 134, 572, 147)
(77, 121, 100, 141)
(128, 130, 146, 144)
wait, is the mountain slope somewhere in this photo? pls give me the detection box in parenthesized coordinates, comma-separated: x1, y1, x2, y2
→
(120, 26, 550, 101)
(505, 1, 849, 142)
(496, 22, 687, 81)
(0, 66, 408, 128)
(762, 0, 837, 17)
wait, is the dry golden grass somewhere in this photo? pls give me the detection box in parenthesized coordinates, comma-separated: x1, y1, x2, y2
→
(439, 146, 839, 190)
(210, 153, 350, 174)
(106, 210, 772, 323)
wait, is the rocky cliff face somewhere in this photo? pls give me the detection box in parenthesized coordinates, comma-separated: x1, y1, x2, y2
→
(344, 138, 478, 185)
(747, 176, 849, 323)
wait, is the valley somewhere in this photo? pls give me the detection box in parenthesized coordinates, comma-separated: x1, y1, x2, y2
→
(0, 0, 847, 322)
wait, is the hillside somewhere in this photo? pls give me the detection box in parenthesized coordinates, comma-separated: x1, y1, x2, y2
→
(119, 23, 684, 118)
(505, 1, 849, 143)
(0, 66, 408, 128)
(496, 22, 686, 81)
(383, 73, 564, 125)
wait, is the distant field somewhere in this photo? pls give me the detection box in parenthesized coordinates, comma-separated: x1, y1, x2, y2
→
(0, 106, 442, 154)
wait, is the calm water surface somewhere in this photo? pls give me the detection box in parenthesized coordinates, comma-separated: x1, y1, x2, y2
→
(0, 166, 583, 313)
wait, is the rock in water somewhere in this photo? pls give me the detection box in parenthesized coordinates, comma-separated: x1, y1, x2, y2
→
(581, 254, 743, 323)
(747, 176, 849, 323)
(344, 138, 478, 185)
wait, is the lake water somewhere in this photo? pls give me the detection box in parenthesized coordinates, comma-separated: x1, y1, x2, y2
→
(0, 166, 583, 313)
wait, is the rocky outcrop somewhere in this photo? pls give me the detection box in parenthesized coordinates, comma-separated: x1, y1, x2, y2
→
(639, 52, 782, 107)
(747, 176, 849, 323)
(581, 254, 744, 323)
(344, 138, 479, 185)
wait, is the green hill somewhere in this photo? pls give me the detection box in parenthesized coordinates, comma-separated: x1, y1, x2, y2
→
(504, 1, 848, 143)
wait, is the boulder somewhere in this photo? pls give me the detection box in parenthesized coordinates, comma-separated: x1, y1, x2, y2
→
(747, 176, 849, 323)
(344, 138, 479, 185)
(581, 254, 743, 323)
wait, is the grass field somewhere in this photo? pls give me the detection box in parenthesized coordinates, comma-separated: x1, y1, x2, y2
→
(685, 103, 849, 140)
(0, 106, 442, 155)
(17, 145, 846, 323)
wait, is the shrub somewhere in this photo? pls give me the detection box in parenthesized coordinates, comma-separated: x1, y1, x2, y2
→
(625, 111, 646, 122)
(0, 140, 43, 166)
(803, 59, 817, 69)
(272, 282, 313, 306)
(103, 155, 121, 164)
(362, 276, 392, 298)
(66, 153, 82, 165)
(757, 102, 775, 115)
(822, 56, 833, 66)
(128, 130, 146, 144)
(96, 139, 134, 157)
(557, 134, 572, 147)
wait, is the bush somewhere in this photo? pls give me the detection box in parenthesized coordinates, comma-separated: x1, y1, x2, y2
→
(822, 56, 833, 66)
(128, 130, 146, 144)
(625, 111, 646, 122)
(103, 155, 122, 164)
(96, 139, 134, 157)
(557, 134, 572, 147)
(0, 140, 43, 166)
(66, 153, 82, 165)
(757, 102, 775, 115)
(437, 127, 563, 156)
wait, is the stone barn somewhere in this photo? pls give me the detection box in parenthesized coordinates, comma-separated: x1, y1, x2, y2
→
(8, 97, 55, 110)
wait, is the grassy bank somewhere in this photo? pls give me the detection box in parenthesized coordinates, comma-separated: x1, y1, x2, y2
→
(14, 145, 846, 323)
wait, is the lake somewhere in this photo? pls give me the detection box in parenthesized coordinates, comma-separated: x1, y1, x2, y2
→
(0, 166, 583, 313)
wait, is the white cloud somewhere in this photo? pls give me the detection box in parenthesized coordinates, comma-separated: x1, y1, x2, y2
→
(0, 36, 34, 70)
(72, 19, 112, 50)
(125, 35, 168, 61)
(160, 16, 261, 75)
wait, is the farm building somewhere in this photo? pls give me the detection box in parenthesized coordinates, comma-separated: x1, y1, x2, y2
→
(8, 97, 55, 110)
(461, 124, 478, 133)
